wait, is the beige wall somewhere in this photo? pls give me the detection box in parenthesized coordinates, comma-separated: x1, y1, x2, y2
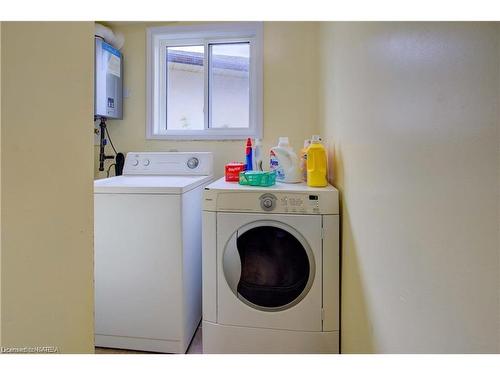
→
(1, 22, 94, 353)
(0, 21, 2, 348)
(319, 22, 500, 353)
(96, 22, 319, 178)
(498, 29, 500, 353)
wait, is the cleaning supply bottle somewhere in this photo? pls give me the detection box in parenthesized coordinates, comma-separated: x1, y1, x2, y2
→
(306, 135, 328, 187)
(300, 139, 311, 182)
(252, 138, 263, 171)
(269, 137, 302, 183)
(245, 137, 253, 171)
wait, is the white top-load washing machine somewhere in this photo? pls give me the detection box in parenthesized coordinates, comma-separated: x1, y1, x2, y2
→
(94, 152, 213, 353)
(202, 178, 339, 353)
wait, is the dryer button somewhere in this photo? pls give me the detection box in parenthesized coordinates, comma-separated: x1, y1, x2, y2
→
(260, 193, 277, 211)
(263, 199, 273, 208)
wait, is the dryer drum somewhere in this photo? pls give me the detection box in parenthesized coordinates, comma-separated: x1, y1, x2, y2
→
(237, 275, 309, 308)
(236, 226, 311, 309)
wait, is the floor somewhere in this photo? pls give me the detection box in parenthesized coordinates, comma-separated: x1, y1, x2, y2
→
(94, 324, 203, 354)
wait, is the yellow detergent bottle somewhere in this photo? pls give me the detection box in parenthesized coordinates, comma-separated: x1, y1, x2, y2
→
(307, 135, 328, 187)
(300, 139, 311, 182)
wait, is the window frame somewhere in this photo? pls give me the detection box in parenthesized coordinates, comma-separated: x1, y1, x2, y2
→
(146, 23, 263, 140)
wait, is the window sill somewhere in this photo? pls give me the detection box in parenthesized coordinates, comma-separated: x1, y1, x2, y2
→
(146, 131, 262, 141)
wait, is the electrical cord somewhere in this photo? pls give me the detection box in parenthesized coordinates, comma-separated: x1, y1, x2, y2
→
(105, 126, 118, 155)
(106, 163, 116, 178)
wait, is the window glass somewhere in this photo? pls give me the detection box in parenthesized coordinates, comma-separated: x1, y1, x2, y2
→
(166, 45, 205, 130)
(209, 43, 250, 129)
(147, 23, 262, 139)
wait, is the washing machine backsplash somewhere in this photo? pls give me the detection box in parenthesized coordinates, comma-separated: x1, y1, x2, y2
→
(236, 226, 311, 309)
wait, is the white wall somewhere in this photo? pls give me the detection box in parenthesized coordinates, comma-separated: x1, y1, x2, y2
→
(166, 66, 249, 130)
(211, 69, 249, 128)
(1, 22, 95, 353)
(319, 22, 500, 353)
(97, 22, 319, 178)
(167, 67, 204, 130)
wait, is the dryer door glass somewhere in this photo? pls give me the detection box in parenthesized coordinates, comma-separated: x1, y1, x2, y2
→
(233, 224, 312, 310)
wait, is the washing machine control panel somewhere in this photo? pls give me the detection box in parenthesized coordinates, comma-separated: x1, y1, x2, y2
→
(123, 152, 213, 176)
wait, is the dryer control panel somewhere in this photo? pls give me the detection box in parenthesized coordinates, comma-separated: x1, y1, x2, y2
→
(204, 190, 338, 215)
(202, 177, 339, 215)
(279, 194, 321, 213)
(257, 193, 321, 214)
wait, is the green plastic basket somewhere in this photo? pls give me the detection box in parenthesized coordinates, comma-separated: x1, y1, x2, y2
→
(239, 170, 276, 187)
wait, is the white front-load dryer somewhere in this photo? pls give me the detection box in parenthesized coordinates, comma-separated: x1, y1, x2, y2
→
(202, 178, 339, 353)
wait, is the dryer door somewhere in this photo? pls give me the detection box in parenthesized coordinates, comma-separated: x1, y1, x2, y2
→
(217, 213, 323, 331)
(224, 221, 314, 311)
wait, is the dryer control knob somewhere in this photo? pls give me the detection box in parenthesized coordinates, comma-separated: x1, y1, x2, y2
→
(263, 199, 273, 208)
(143, 159, 150, 166)
(260, 193, 277, 212)
(132, 159, 139, 166)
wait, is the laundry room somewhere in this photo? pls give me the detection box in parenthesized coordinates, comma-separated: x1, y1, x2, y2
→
(1, 1, 500, 373)
(90, 20, 500, 356)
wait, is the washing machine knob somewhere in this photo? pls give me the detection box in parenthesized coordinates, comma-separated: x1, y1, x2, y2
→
(143, 159, 150, 166)
(132, 159, 139, 166)
(260, 194, 277, 211)
(187, 157, 199, 169)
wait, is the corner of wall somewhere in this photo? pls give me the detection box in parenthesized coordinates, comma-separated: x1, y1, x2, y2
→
(317, 22, 340, 188)
(497, 22, 500, 354)
(0, 20, 3, 348)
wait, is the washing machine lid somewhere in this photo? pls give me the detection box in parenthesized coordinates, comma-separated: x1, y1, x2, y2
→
(94, 175, 213, 194)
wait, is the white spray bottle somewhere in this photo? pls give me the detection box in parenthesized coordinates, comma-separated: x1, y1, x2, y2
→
(252, 138, 263, 171)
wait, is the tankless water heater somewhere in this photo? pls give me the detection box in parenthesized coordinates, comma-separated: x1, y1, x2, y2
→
(94, 37, 123, 119)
